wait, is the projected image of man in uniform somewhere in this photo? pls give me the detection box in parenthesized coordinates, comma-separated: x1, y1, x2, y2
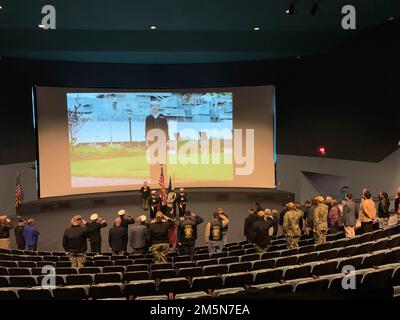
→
(145, 103, 169, 183)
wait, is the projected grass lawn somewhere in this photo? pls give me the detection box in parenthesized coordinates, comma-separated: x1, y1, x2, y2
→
(70, 145, 233, 181)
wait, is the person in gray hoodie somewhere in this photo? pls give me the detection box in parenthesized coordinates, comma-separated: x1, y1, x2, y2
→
(342, 193, 357, 238)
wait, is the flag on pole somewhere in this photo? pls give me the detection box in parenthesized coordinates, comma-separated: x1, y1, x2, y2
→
(15, 173, 22, 208)
(168, 176, 172, 193)
(159, 166, 166, 203)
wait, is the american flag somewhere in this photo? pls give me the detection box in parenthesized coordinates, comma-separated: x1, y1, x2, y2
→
(15, 173, 22, 208)
(159, 166, 167, 203)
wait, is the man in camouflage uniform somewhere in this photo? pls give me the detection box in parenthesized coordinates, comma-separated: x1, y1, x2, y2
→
(313, 196, 329, 244)
(283, 202, 303, 249)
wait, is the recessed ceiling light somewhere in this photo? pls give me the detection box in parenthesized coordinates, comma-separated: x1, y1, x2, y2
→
(38, 24, 45, 29)
(150, 25, 157, 30)
(0, 5, 3, 10)
(254, 27, 260, 31)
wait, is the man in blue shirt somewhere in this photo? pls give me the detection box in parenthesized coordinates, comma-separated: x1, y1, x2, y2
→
(23, 219, 40, 251)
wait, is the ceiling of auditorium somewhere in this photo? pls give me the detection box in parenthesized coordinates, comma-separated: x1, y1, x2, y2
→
(0, 0, 399, 63)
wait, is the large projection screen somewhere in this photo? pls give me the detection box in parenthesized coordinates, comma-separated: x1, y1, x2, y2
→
(35, 86, 275, 198)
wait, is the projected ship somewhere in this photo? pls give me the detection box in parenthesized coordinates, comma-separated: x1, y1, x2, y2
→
(67, 92, 232, 122)
(66, 92, 233, 144)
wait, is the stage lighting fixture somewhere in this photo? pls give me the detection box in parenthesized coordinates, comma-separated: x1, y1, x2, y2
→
(38, 24, 45, 29)
(286, 2, 295, 15)
(254, 26, 260, 31)
(310, 1, 319, 16)
(150, 25, 157, 30)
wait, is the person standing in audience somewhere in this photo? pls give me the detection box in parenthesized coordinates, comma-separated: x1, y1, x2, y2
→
(283, 202, 303, 249)
(86, 213, 107, 254)
(393, 187, 400, 226)
(342, 193, 357, 238)
(341, 186, 349, 202)
(303, 200, 312, 235)
(148, 211, 176, 263)
(359, 190, 377, 233)
(307, 198, 317, 238)
(271, 209, 279, 236)
(178, 210, 204, 256)
(176, 188, 188, 217)
(129, 215, 148, 254)
(108, 218, 128, 255)
(23, 219, 39, 251)
(328, 200, 342, 234)
(244, 207, 257, 242)
(251, 210, 273, 252)
(14, 216, 25, 250)
(62, 215, 88, 268)
(264, 209, 275, 237)
(377, 192, 391, 229)
(148, 190, 161, 219)
(217, 208, 229, 245)
(140, 181, 151, 211)
(313, 196, 329, 244)
(325, 196, 333, 213)
(205, 211, 229, 254)
(0, 216, 13, 249)
(117, 209, 135, 252)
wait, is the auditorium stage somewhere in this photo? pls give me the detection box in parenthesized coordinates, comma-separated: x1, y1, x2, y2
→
(16, 188, 294, 252)
(21, 188, 294, 215)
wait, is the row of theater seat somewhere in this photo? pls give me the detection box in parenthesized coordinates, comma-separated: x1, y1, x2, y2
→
(1, 243, 400, 286)
(0, 261, 400, 300)
(0, 223, 399, 300)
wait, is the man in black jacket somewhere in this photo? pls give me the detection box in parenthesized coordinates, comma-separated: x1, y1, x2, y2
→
(148, 211, 176, 263)
(108, 218, 128, 255)
(86, 213, 107, 254)
(251, 211, 273, 253)
(243, 208, 257, 242)
(63, 215, 88, 268)
(117, 209, 135, 251)
(178, 210, 204, 256)
(0, 216, 13, 249)
(14, 216, 25, 250)
(148, 191, 162, 219)
(176, 188, 188, 217)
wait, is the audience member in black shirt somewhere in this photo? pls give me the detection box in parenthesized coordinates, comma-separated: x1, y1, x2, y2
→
(244, 208, 258, 241)
(251, 210, 273, 253)
(148, 211, 176, 263)
(117, 209, 134, 251)
(86, 213, 107, 253)
(14, 216, 25, 250)
(62, 215, 88, 268)
(108, 218, 128, 255)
